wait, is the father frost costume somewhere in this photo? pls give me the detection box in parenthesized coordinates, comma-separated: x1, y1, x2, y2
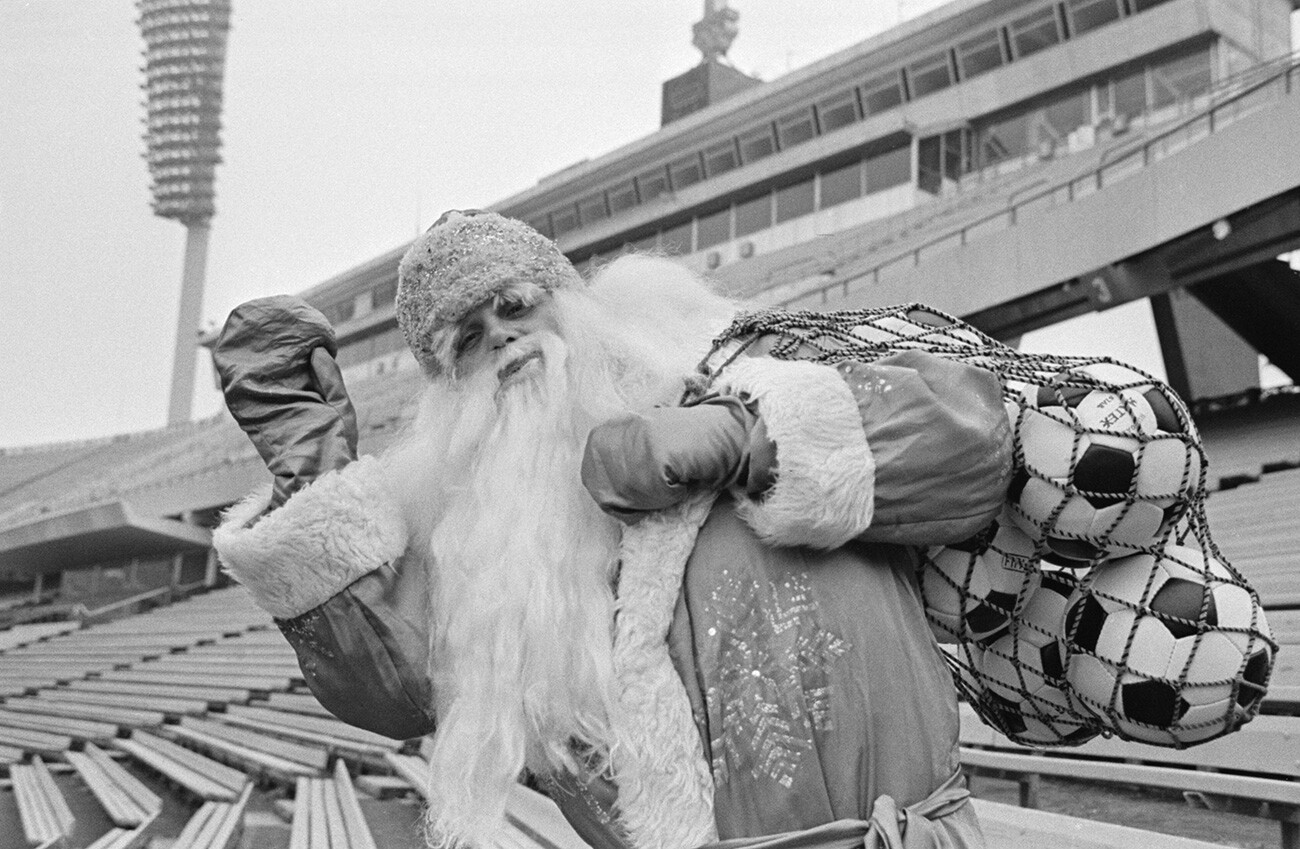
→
(211, 211, 1012, 849)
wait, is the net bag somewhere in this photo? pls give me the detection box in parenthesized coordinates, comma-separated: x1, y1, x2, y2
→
(692, 303, 1276, 749)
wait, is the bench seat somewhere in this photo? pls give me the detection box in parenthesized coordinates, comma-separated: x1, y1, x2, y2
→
(171, 784, 254, 849)
(113, 730, 248, 802)
(11, 756, 75, 846)
(67, 742, 163, 828)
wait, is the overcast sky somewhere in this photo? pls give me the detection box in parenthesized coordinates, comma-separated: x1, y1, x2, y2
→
(0, 1, 1294, 449)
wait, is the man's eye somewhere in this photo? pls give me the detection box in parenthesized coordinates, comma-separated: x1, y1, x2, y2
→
(455, 330, 480, 356)
(499, 300, 532, 319)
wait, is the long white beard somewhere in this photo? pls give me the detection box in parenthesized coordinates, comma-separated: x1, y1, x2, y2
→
(380, 256, 738, 849)
(421, 335, 624, 847)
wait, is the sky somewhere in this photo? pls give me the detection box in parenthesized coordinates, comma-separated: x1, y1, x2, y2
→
(0, 1, 1294, 450)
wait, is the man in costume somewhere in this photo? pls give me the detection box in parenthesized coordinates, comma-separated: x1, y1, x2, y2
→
(212, 210, 1013, 849)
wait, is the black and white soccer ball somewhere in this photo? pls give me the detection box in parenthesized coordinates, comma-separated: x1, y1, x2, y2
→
(1007, 362, 1203, 563)
(919, 515, 1041, 645)
(1063, 543, 1274, 746)
(973, 570, 1102, 746)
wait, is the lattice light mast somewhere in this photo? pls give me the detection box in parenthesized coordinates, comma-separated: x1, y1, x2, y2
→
(138, 0, 232, 425)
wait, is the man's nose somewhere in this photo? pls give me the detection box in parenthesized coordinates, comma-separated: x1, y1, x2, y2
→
(485, 317, 522, 350)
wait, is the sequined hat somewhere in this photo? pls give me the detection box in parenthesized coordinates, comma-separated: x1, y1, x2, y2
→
(395, 209, 584, 375)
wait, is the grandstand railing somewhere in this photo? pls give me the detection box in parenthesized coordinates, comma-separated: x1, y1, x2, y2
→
(783, 52, 1300, 309)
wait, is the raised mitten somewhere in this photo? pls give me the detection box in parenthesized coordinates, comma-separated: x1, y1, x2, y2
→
(214, 296, 358, 510)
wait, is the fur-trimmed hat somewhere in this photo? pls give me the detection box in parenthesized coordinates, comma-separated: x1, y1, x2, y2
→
(395, 209, 584, 375)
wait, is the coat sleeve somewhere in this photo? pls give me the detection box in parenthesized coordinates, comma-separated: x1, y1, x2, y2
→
(714, 349, 1013, 550)
(212, 455, 437, 740)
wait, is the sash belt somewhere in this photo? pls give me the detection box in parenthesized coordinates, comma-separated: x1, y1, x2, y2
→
(696, 771, 973, 849)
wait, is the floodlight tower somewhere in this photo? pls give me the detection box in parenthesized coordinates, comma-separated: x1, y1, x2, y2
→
(138, 0, 232, 425)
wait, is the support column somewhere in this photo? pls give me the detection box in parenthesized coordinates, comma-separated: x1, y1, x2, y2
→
(32, 573, 43, 603)
(167, 221, 211, 425)
(204, 548, 219, 588)
(1150, 289, 1260, 404)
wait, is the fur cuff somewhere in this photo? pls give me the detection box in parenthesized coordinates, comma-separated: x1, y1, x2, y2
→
(212, 456, 408, 620)
(717, 357, 875, 549)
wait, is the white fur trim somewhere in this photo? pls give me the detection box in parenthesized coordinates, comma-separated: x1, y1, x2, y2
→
(610, 492, 719, 849)
(717, 357, 876, 549)
(212, 456, 408, 620)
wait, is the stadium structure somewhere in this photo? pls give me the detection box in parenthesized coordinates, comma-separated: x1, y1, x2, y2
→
(1, 0, 1299, 845)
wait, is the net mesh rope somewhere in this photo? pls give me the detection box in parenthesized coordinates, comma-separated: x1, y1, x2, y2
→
(689, 304, 1276, 749)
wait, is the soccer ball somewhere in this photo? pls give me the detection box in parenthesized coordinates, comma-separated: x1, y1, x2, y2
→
(1063, 543, 1274, 746)
(919, 516, 1041, 644)
(973, 571, 1102, 746)
(1007, 361, 1203, 563)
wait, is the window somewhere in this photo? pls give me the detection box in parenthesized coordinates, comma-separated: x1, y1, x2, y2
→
(527, 214, 553, 239)
(817, 90, 860, 134)
(775, 178, 815, 223)
(979, 112, 1032, 165)
(1066, 0, 1121, 36)
(607, 181, 638, 214)
(908, 52, 954, 98)
(734, 193, 772, 237)
(1009, 6, 1061, 59)
(957, 30, 1004, 79)
(696, 208, 732, 249)
(625, 233, 657, 253)
(865, 145, 912, 191)
(577, 193, 608, 225)
(669, 153, 705, 190)
(551, 205, 579, 236)
(1129, 0, 1173, 11)
(776, 108, 818, 149)
(704, 140, 740, 177)
(819, 160, 863, 208)
(861, 71, 905, 116)
(373, 279, 397, 307)
(1112, 68, 1147, 119)
(738, 124, 777, 163)
(1150, 49, 1211, 109)
(660, 222, 693, 255)
(326, 299, 354, 325)
(636, 167, 670, 202)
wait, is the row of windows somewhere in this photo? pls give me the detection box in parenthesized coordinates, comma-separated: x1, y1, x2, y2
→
(575, 144, 911, 264)
(331, 134, 942, 328)
(975, 45, 1212, 167)
(522, 0, 1172, 242)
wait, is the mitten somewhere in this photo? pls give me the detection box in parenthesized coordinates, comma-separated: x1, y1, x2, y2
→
(581, 395, 776, 522)
(214, 296, 358, 510)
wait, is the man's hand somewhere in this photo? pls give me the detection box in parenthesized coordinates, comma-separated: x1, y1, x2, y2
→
(581, 396, 775, 522)
(214, 296, 358, 510)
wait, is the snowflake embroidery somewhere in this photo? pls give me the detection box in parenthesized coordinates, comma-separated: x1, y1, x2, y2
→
(704, 569, 848, 789)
